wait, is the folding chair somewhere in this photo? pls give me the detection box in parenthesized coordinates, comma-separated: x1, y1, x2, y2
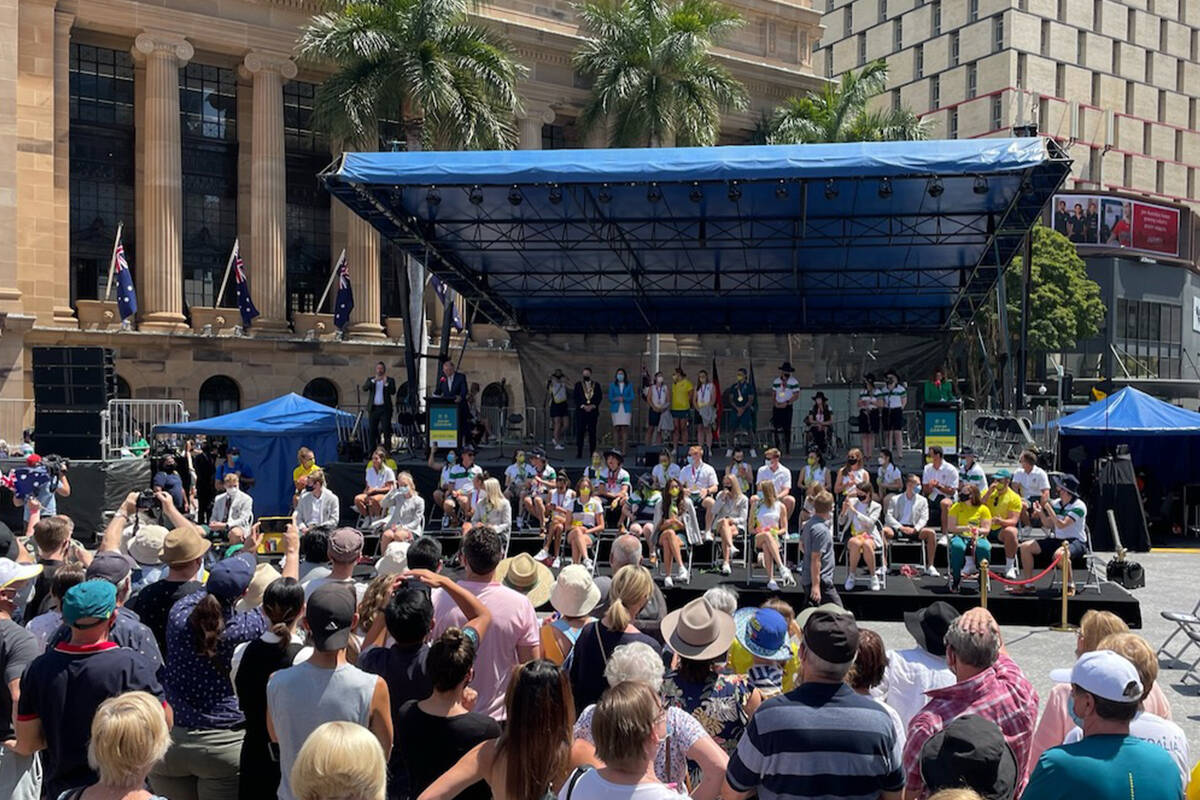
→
(1160, 597, 1200, 663)
(742, 527, 797, 587)
(1049, 524, 1102, 595)
(838, 518, 888, 590)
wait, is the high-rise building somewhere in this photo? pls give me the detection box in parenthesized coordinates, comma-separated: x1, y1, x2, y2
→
(815, 0, 1200, 205)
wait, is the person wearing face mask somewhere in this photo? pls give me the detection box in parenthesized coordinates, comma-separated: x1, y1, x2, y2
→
(567, 478, 607, 570)
(547, 369, 569, 451)
(574, 368, 601, 460)
(595, 450, 632, 532)
(711, 476, 748, 575)
(152, 455, 187, 513)
(380, 472, 425, 549)
(583, 450, 605, 487)
(834, 448, 870, 504)
(800, 447, 828, 491)
(521, 449, 557, 534)
(881, 370, 907, 461)
(724, 368, 757, 458)
(755, 448, 795, 522)
(651, 448, 679, 490)
(609, 368, 634, 455)
(209, 473, 254, 540)
(693, 369, 717, 456)
(644, 371, 671, 447)
(537, 473, 576, 567)
(841, 481, 883, 592)
(504, 451, 536, 526)
(876, 448, 903, 502)
(214, 446, 254, 493)
(653, 478, 699, 588)
(945, 484, 992, 594)
(725, 447, 754, 496)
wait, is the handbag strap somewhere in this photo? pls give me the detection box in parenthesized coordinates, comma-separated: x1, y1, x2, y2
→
(564, 765, 593, 800)
(594, 622, 609, 668)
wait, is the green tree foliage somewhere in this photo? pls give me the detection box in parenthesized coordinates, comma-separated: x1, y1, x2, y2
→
(767, 60, 928, 144)
(573, 0, 748, 147)
(1004, 223, 1106, 352)
(297, 0, 526, 150)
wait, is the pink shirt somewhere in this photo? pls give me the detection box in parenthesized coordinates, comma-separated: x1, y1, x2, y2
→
(432, 580, 539, 720)
(1027, 680, 1173, 769)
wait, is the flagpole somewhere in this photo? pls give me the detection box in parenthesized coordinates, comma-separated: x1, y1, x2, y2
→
(103, 221, 124, 302)
(214, 238, 239, 307)
(316, 249, 345, 312)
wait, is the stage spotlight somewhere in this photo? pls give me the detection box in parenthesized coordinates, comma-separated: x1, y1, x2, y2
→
(468, 185, 483, 205)
(877, 177, 892, 198)
(427, 187, 441, 206)
(824, 178, 838, 200)
(598, 183, 612, 203)
(507, 185, 523, 206)
(927, 177, 944, 198)
(973, 175, 989, 194)
(727, 181, 742, 202)
(689, 182, 703, 203)
(774, 180, 788, 200)
(647, 183, 662, 203)
(548, 184, 563, 204)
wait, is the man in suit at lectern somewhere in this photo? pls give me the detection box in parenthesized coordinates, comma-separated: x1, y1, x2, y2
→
(362, 361, 396, 453)
(434, 358, 470, 441)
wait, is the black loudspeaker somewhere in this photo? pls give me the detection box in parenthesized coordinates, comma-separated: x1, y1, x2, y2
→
(32, 347, 116, 411)
(33, 409, 104, 460)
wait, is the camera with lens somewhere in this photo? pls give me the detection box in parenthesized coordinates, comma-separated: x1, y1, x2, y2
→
(135, 489, 161, 511)
(41, 454, 67, 479)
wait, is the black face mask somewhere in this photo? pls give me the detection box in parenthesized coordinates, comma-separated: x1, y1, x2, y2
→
(958, 493, 971, 502)
(162, 464, 176, 473)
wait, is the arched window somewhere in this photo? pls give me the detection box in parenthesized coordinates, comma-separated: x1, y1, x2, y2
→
(303, 377, 339, 408)
(198, 375, 240, 419)
(481, 381, 508, 410)
(115, 376, 132, 399)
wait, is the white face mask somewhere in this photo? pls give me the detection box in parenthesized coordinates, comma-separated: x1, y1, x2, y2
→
(226, 486, 239, 497)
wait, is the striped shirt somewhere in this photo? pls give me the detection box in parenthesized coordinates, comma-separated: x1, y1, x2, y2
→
(902, 653, 1039, 798)
(726, 682, 904, 800)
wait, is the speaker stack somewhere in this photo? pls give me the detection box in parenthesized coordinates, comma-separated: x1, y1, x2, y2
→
(32, 347, 116, 460)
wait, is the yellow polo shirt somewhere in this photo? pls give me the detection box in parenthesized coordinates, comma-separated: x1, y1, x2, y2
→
(293, 462, 320, 486)
(670, 379, 694, 411)
(948, 502, 991, 536)
(985, 486, 1022, 531)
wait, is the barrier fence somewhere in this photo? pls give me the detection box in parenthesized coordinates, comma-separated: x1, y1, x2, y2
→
(103, 400, 189, 458)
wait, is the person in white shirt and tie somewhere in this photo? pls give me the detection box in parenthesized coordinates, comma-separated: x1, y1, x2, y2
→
(360, 361, 396, 453)
(294, 469, 340, 534)
(209, 472, 253, 539)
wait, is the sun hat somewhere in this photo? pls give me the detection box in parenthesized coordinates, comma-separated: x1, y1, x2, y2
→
(162, 526, 211, 566)
(734, 607, 792, 662)
(206, 555, 256, 603)
(62, 580, 116, 627)
(662, 597, 736, 660)
(904, 601, 960, 658)
(328, 528, 364, 564)
(0, 558, 41, 589)
(236, 562, 282, 613)
(796, 601, 852, 631)
(802, 610, 860, 664)
(1050, 649, 1143, 703)
(549, 565, 601, 618)
(306, 582, 357, 651)
(1053, 474, 1081, 499)
(778, 362, 795, 373)
(603, 448, 624, 464)
(494, 553, 554, 608)
(375, 541, 410, 576)
(126, 525, 168, 566)
(919, 715, 1018, 800)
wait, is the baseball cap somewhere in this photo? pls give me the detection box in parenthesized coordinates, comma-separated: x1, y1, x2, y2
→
(62, 580, 117, 627)
(328, 528, 364, 564)
(993, 468, 1013, 479)
(25, 454, 41, 467)
(206, 555, 256, 603)
(86, 551, 138, 585)
(0, 558, 42, 589)
(802, 610, 860, 664)
(796, 602, 853, 632)
(306, 582, 357, 651)
(1050, 649, 1143, 703)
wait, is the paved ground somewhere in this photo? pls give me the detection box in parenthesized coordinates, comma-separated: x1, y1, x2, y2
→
(866, 549, 1200, 748)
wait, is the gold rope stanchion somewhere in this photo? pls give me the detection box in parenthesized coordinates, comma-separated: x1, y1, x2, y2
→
(1050, 541, 1076, 632)
(979, 559, 989, 610)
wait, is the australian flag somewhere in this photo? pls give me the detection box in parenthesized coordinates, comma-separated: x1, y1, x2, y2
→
(113, 233, 138, 320)
(333, 251, 354, 330)
(231, 241, 260, 328)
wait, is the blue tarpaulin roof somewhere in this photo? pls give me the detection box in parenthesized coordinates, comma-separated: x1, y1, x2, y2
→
(321, 137, 1071, 333)
(1057, 386, 1200, 435)
(153, 394, 355, 516)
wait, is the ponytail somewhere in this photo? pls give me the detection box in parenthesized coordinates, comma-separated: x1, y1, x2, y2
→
(188, 593, 226, 661)
(602, 598, 632, 632)
(261, 577, 305, 651)
(600, 565, 653, 633)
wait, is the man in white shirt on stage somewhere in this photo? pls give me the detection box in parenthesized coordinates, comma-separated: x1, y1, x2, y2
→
(679, 445, 719, 532)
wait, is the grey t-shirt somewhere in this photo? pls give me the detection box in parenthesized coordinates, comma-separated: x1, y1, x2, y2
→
(0, 619, 38, 739)
(800, 516, 835, 586)
(267, 661, 380, 800)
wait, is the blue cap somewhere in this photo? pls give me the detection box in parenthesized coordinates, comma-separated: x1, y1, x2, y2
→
(734, 607, 792, 662)
(62, 580, 117, 627)
(206, 555, 255, 602)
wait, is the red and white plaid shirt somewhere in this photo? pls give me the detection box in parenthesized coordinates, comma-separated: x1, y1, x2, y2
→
(902, 652, 1040, 798)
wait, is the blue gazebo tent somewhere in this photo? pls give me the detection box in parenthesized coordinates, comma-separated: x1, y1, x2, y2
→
(154, 393, 354, 516)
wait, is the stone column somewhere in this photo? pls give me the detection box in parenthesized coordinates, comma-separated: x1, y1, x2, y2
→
(347, 210, 385, 339)
(133, 31, 192, 331)
(517, 105, 556, 150)
(241, 51, 296, 334)
(52, 10, 76, 326)
(0, 0, 21, 313)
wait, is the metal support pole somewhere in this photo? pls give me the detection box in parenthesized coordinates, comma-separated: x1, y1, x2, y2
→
(650, 333, 661, 374)
(996, 267, 1012, 412)
(1016, 231, 1033, 409)
(398, 251, 419, 411)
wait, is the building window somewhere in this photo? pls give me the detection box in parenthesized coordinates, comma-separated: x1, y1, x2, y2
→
(968, 0, 979, 21)
(858, 33, 867, 64)
(1018, 53, 1027, 89)
(1058, 0, 1067, 21)
(1145, 50, 1154, 84)
(1041, 20, 1050, 56)
(302, 378, 340, 408)
(1115, 300, 1182, 379)
(845, 4, 853, 37)
(284, 81, 332, 318)
(948, 107, 959, 138)
(994, 14, 1004, 50)
(894, 18, 903, 50)
(198, 375, 241, 418)
(542, 124, 567, 149)
(991, 94, 1003, 129)
(932, 1, 941, 35)
(967, 63, 977, 98)
(69, 44, 136, 305)
(1090, 146, 1103, 183)
(915, 45, 924, 78)
(930, 75, 940, 109)
(950, 32, 960, 66)
(892, 89, 901, 112)
(1056, 64, 1066, 98)
(1156, 161, 1165, 194)
(179, 63, 238, 309)
(879, 0, 887, 21)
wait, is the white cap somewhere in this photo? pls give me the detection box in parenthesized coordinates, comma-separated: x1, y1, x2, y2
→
(0, 558, 42, 589)
(374, 541, 410, 576)
(1050, 649, 1143, 703)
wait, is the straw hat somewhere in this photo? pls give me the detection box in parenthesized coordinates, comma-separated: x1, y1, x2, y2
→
(549, 565, 601, 618)
(236, 562, 282, 613)
(375, 542, 410, 576)
(661, 597, 736, 660)
(494, 552, 553, 608)
(126, 525, 169, 567)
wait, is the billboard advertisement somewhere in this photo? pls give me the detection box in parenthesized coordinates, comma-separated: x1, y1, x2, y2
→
(1051, 194, 1180, 257)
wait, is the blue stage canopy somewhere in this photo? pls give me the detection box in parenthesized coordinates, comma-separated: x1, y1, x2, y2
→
(1057, 386, 1200, 435)
(321, 138, 1071, 333)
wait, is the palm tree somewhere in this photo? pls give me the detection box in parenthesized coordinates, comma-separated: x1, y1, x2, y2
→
(768, 59, 928, 144)
(297, 0, 527, 150)
(573, 0, 748, 147)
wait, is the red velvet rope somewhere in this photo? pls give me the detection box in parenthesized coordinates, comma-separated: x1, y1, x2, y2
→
(985, 549, 1065, 586)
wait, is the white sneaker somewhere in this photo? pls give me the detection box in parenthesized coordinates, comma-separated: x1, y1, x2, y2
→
(675, 567, 689, 583)
(703, 530, 713, 542)
(869, 575, 881, 591)
(730, 543, 740, 557)
(963, 556, 977, 576)
(925, 565, 940, 577)
(720, 562, 731, 575)
(750, 449, 758, 458)
(534, 549, 549, 561)
(554, 442, 565, 451)
(1005, 563, 1018, 580)
(844, 574, 856, 592)
(551, 557, 561, 569)
(780, 566, 796, 586)
(441, 516, 451, 528)
(767, 579, 780, 592)
(664, 576, 674, 589)
(725, 449, 733, 458)
(583, 557, 595, 571)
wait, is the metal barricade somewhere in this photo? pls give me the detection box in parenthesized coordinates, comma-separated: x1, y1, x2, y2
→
(105, 400, 189, 457)
(0, 399, 32, 446)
